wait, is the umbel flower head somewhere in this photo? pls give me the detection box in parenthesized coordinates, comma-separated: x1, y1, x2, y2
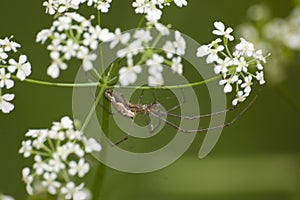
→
(197, 21, 269, 106)
(36, 12, 114, 79)
(110, 26, 186, 87)
(19, 116, 101, 199)
(0, 36, 31, 114)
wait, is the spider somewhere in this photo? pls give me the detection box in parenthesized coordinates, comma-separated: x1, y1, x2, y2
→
(103, 89, 258, 145)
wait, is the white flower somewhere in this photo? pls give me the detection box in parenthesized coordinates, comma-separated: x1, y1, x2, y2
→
(36, 29, 52, 44)
(110, 28, 131, 49)
(73, 188, 92, 200)
(148, 73, 164, 86)
(0, 36, 21, 52)
(43, 0, 57, 15)
(171, 57, 183, 75)
(52, 116, 74, 131)
(90, 25, 114, 42)
(163, 40, 176, 59)
(19, 140, 33, 158)
(206, 45, 224, 64)
(232, 91, 248, 106)
(83, 32, 98, 50)
(214, 57, 232, 74)
(61, 182, 84, 200)
(146, 54, 164, 74)
(134, 29, 152, 43)
(82, 137, 102, 153)
(0, 48, 8, 61)
(47, 153, 66, 173)
(62, 39, 79, 60)
(0, 68, 14, 89)
(8, 55, 31, 81)
(22, 168, 34, 195)
(146, 8, 162, 23)
(241, 75, 253, 94)
(212, 21, 234, 41)
(42, 172, 61, 195)
(54, 15, 72, 32)
(33, 155, 47, 175)
(118, 57, 142, 86)
(235, 38, 255, 57)
(132, 0, 147, 14)
(155, 23, 170, 36)
(174, 0, 187, 7)
(174, 31, 186, 56)
(1, 194, 15, 200)
(256, 71, 265, 85)
(68, 143, 85, 157)
(235, 57, 248, 72)
(68, 158, 90, 177)
(0, 93, 14, 113)
(77, 47, 97, 71)
(47, 52, 68, 78)
(97, 0, 112, 13)
(219, 75, 238, 93)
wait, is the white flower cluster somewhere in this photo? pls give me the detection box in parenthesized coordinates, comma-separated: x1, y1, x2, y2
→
(43, 0, 113, 15)
(109, 26, 186, 86)
(197, 21, 268, 106)
(0, 194, 15, 200)
(238, 4, 300, 84)
(0, 36, 31, 113)
(19, 116, 101, 199)
(132, 0, 188, 23)
(36, 12, 114, 78)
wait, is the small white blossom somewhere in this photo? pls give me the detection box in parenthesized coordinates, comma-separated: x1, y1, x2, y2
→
(219, 75, 238, 93)
(241, 75, 253, 94)
(68, 158, 90, 177)
(22, 168, 34, 195)
(174, 31, 186, 56)
(118, 57, 142, 86)
(0, 93, 15, 113)
(235, 38, 255, 57)
(77, 47, 97, 71)
(232, 91, 248, 106)
(8, 55, 31, 81)
(0, 36, 21, 52)
(134, 29, 152, 43)
(256, 71, 265, 85)
(61, 182, 84, 200)
(171, 57, 183, 75)
(214, 57, 232, 74)
(110, 28, 131, 49)
(174, 0, 188, 8)
(0, 68, 14, 89)
(148, 73, 164, 86)
(33, 155, 47, 175)
(42, 172, 61, 195)
(212, 21, 234, 41)
(82, 137, 102, 153)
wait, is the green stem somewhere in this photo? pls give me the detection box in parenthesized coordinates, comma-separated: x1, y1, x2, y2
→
(12, 76, 99, 88)
(137, 15, 146, 28)
(13, 73, 221, 90)
(80, 84, 107, 133)
(92, 93, 110, 200)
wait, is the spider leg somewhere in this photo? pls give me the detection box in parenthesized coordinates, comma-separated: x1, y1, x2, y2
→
(158, 106, 235, 120)
(150, 91, 258, 133)
(145, 114, 162, 133)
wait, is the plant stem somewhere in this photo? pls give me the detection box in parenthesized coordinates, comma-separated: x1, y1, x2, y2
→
(12, 76, 99, 88)
(80, 84, 106, 133)
(92, 92, 110, 200)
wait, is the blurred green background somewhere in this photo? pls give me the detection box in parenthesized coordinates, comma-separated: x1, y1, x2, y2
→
(0, 0, 300, 199)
